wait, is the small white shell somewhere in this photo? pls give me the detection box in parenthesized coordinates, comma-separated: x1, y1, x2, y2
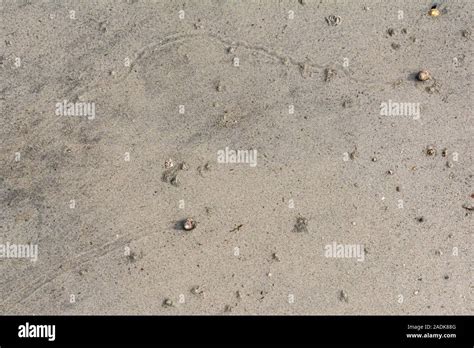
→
(183, 218, 196, 231)
(417, 70, 431, 81)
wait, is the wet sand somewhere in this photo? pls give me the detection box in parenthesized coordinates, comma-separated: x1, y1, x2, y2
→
(0, 0, 472, 314)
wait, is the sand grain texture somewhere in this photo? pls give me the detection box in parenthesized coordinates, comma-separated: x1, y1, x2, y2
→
(0, 0, 472, 314)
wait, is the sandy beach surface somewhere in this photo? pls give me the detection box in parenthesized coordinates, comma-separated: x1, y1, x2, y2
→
(0, 0, 472, 315)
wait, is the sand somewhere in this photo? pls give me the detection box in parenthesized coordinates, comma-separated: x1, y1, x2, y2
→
(0, 0, 472, 315)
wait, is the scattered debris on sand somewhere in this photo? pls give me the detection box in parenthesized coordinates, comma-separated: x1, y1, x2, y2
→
(339, 290, 349, 303)
(425, 80, 441, 94)
(462, 203, 474, 211)
(293, 216, 309, 233)
(162, 160, 190, 186)
(126, 251, 141, 263)
(162, 298, 174, 307)
(164, 158, 174, 169)
(272, 252, 281, 262)
(190, 286, 204, 295)
(325, 15, 341, 26)
(349, 147, 358, 160)
(299, 62, 312, 78)
(229, 224, 243, 232)
(324, 67, 337, 82)
(162, 166, 180, 187)
(197, 162, 212, 177)
(342, 98, 353, 108)
(461, 29, 471, 39)
(391, 43, 401, 50)
(215, 81, 224, 92)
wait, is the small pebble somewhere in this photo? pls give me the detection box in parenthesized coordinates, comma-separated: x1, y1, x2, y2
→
(425, 146, 436, 156)
(272, 252, 281, 262)
(183, 217, 196, 231)
(190, 286, 203, 295)
(428, 8, 440, 17)
(164, 158, 174, 169)
(162, 298, 174, 307)
(339, 290, 349, 303)
(417, 70, 431, 81)
(372, 157, 377, 162)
